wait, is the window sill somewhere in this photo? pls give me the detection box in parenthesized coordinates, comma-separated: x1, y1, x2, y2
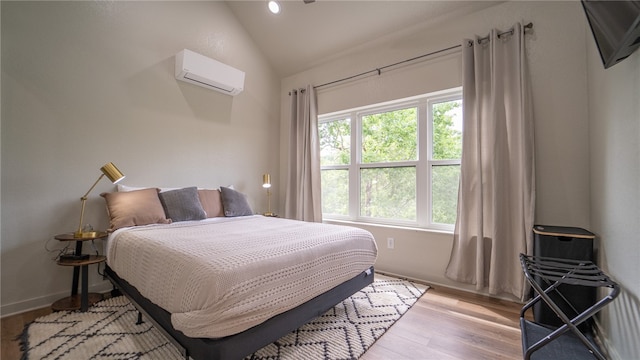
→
(322, 218, 454, 236)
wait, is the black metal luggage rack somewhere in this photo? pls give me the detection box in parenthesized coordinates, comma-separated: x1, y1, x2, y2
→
(519, 254, 619, 360)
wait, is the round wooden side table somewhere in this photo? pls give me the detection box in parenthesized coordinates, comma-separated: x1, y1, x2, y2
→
(51, 232, 107, 312)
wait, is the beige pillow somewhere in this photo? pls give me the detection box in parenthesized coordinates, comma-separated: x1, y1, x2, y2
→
(198, 189, 224, 218)
(101, 188, 171, 231)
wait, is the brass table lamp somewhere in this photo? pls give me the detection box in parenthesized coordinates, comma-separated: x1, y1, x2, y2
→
(262, 173, 274, 217)
(74, 162, 125, 238)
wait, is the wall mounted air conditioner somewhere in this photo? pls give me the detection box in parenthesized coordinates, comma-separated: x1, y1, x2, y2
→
(175, 49, 245, 96)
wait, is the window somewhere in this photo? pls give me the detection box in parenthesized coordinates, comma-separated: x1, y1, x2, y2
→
(319, 88, 462, 231)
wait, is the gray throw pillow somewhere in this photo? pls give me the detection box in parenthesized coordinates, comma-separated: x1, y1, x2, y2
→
(220, 186, 254, 217)
(158, 186, 207, 222)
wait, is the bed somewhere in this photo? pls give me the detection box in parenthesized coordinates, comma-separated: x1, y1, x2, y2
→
(101, 186, 378, 359)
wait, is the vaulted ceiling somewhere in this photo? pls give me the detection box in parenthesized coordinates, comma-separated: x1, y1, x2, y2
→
(226, 0, 502, 77)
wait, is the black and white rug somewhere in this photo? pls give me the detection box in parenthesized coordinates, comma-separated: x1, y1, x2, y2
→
(20, 275, 427, 360)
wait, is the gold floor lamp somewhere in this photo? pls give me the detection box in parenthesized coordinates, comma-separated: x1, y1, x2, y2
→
(262, 173, 274, 217)
(74, 162, 125, 238)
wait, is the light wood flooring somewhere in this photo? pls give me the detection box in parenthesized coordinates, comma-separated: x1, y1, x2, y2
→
(362, 285, 525, 359)
(1, 286, 525, 359)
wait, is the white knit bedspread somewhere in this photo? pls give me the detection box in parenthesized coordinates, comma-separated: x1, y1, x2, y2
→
(106, 215, 377, 338)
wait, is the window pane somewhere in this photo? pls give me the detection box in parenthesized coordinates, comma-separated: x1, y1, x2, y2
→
(319, 119, 350, 166)
(360, 167, 416, 220)
(431, 164, 460, 225)
(432, 100, 462, 160)
(362, 108, 417, 163)
(321, 169, 349, 215)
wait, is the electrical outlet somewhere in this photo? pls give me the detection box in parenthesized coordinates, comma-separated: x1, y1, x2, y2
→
(387, 237, 395, 249)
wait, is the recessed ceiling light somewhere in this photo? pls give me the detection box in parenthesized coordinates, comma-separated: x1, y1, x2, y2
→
(268, 1, 280, 14)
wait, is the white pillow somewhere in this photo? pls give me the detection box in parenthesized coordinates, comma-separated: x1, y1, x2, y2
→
(117, 184, 234, 192)
(117, 184, 178, 193)
(117, 184, 148, 192)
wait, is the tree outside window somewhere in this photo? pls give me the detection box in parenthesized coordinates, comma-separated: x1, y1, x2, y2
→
(320, 89, 462, 230)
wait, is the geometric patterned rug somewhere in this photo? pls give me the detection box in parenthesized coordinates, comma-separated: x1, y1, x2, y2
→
(20, 275, 427, 360)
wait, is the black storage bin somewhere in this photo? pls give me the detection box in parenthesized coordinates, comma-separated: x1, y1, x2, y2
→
(532, 225, 596, 332)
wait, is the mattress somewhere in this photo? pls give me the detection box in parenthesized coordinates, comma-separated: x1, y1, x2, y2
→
(106, 215, 377, 338)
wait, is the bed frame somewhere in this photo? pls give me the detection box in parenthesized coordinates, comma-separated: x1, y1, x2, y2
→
(105, 265, 375, 360)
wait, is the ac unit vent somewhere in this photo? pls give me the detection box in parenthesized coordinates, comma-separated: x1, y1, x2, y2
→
(175, 49, 245, 96)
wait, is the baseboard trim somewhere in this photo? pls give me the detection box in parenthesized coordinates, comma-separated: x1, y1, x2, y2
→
(375, 269, 522, 303)
(1, 282, 112, 318)
(592, 318, 619, 360)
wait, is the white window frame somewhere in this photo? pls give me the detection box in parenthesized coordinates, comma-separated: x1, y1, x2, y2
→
(319, 87, 462, 231)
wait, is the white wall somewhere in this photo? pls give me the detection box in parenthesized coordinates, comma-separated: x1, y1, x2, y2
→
(587, 27, 640, 360)
(281, 1, 591, 297)
(1, 1, 281, 315)
(280, 2, 639, 357)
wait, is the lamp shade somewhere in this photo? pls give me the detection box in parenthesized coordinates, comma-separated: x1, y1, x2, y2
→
(262, 173, 271, 188)
(100, 162, 125, 184)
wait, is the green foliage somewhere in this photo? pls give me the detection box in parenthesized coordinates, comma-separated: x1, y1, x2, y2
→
(362, 108, 417, 163)
(432, 100, 462, 160)
(431, 100, 462, 225)
(321, 169, 349, 215)
(319, 119, 350, 166)
(360, 167, 416, 220)
(432, 165, 460, 224)
(320, 99, 463, 225)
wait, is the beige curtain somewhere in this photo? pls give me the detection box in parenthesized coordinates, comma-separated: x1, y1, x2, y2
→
(285, 85, 322, 222)
(445, 23, 535, 301)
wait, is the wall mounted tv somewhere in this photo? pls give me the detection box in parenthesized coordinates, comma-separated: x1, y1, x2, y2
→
(581, 0, 640, 69)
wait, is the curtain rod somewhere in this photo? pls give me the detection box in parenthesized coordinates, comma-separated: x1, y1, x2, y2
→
(314, 44, 461, 90)
(477, 21, 533, 44)
(314, 22, 533, 90)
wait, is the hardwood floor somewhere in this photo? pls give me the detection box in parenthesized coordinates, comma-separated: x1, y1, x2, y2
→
(1, 306, 52, 360)
(363, 285, 525, 359)
(1, 286, 525, 360)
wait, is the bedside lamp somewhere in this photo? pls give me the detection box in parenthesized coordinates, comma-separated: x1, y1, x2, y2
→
(262, 173, 274, 217)
(74, 162, 125, 238)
